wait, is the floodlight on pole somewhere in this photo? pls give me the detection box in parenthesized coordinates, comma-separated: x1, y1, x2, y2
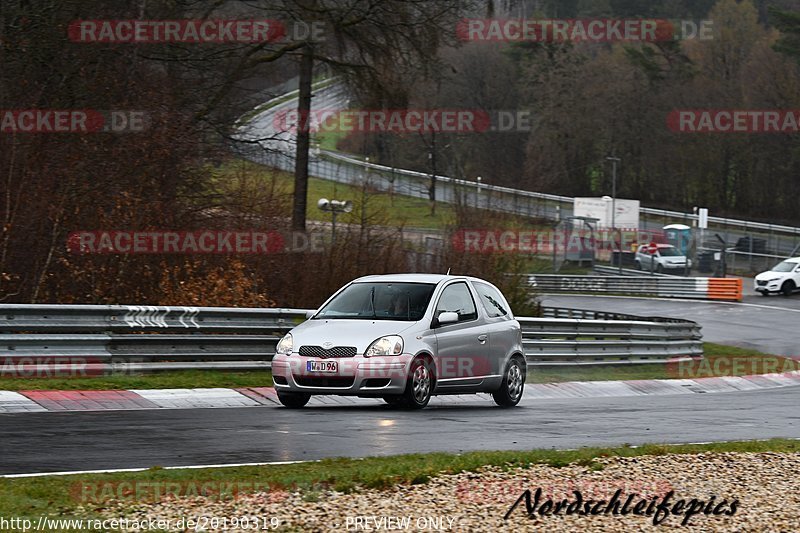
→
(317, 198, 353, 245)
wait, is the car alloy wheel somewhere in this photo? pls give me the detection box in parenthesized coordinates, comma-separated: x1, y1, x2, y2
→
(493, 357, 525, 407)
(402, 358, 433, 409)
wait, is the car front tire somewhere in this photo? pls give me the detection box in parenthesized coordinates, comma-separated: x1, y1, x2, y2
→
(401, 357, 434, 409)
(782, 281, 795, 297)
(493, 356, 526, 407)
(277, 391, 311, 408)
(383, 396, 406, 407)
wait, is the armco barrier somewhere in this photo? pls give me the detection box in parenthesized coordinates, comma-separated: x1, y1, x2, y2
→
(707, 278, 744, 301)
(0, 304, 702, 373)
(527, 275, 743, 301)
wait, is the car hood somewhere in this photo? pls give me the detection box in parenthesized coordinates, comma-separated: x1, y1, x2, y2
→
(755, 271, 788, 281)
(289, 318, 420, 354)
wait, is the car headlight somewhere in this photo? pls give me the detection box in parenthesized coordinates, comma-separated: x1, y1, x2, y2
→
(365, 335, 403, 357)
(276, 333, 293, 355)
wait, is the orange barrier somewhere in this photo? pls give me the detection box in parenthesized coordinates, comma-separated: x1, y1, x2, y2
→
(707, 278, 743, 301)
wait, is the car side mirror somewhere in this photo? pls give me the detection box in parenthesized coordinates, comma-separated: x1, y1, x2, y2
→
(305, 310, 316, 319)
(437, 311, 459, 326)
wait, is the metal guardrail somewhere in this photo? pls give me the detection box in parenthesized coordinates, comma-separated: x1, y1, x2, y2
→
(319, 150, 800, 237)
(592, 265, 679, 278)
(0, 304, 702, 373)
(527, 275, 743, 301)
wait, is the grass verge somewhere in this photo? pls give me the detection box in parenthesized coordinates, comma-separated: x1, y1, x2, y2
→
(1, 439, 799, 521)
(0, 371, 273, 392)
(210, 159, 457, 230)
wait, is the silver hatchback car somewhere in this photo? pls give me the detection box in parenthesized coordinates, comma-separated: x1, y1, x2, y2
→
(271, 274, 525, 409)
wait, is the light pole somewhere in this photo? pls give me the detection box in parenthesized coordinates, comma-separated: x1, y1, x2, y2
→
(476, 176, 482, 209)
(317, 198, 353, 245)
(606, 156, 621, 273)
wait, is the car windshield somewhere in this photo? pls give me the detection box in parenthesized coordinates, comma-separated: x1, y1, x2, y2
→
(658, 247, 682, 257)
(771, 261, 798, 272)
(315, 282, 436, 321)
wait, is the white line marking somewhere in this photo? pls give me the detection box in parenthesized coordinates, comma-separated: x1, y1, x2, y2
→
(0, 459, 317, 478)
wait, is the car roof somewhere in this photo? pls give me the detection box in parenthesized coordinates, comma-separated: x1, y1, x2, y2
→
(782, 257, 800, 263)
(351, 273, 491, 285)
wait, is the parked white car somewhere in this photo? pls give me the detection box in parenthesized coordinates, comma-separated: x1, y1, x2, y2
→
(634, 244, 692, 273)
(754, 257, 800, 296)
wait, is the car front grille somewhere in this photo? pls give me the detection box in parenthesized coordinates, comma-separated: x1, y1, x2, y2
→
(294, 376, 355, 388)
(757, 280, 768, 286)
(299, 345, 357, 358)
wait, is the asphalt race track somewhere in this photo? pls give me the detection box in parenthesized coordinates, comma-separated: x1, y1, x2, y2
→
(2, 386, 800, 475)
(2, 296, 799, 476)
(542, 294, 800, 356)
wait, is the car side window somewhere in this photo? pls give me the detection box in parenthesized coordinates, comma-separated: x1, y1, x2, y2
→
(435, 282, 477, 322)
(473, 281, 508, 318)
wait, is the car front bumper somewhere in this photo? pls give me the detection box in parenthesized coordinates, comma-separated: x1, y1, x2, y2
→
(271, 354, 413, 396)
(755, 281, 781, 293)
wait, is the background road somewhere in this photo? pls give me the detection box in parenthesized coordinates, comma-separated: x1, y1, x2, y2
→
(542, 295, 800, 356)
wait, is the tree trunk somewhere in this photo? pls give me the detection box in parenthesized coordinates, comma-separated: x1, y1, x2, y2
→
(292, 43, 314, 231)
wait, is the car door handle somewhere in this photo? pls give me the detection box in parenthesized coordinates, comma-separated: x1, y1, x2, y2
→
(477, 334, 487, 344)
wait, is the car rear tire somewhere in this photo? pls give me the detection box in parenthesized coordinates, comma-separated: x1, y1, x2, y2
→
(277, 392, 311, 408)
(401, 357, 434, 409)
(781, 281, 795, 297)
(493, 356, 526, 407)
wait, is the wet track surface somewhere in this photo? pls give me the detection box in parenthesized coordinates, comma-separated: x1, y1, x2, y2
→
(2, 386, 800, 475)
(543, 295, 800, 356)
(2, 296, 798, 475)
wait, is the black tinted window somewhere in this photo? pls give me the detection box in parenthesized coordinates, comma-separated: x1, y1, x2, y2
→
(473, 282, 508, 318)
(435, 282, 477, 322)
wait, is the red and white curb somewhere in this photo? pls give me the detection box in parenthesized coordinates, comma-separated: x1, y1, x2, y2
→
(2, 371, 800, 414)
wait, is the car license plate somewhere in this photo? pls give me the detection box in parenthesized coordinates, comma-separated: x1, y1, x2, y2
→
(307, 360, 338, 373)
